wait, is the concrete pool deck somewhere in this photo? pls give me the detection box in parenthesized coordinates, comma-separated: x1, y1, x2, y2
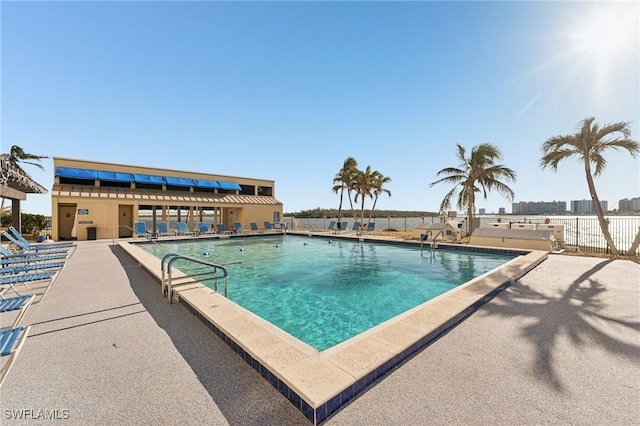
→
(1, 238, 639, 425)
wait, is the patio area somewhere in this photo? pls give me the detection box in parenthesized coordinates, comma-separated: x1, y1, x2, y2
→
(2, 239, 638, 425)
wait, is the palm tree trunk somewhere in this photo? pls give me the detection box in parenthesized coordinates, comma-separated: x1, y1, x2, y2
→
(337, 186, 344, 226)
(585, 168, 619, 255)
(347, 190, 356, 221)
(367, 196, 379, 226)
(467, 187, 475, 236)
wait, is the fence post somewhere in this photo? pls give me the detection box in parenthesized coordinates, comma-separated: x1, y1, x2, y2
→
(628, 227, 640, 256)
(575, 217, 579, 247)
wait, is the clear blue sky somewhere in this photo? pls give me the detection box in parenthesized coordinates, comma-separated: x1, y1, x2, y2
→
(2, 0, 638, 216)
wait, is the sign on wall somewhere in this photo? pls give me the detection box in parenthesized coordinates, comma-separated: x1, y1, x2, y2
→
(78, 209, 89, 215)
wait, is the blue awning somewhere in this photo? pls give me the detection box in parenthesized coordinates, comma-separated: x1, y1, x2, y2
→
(55, 167, 99, 180)
(193, 179, 220, 189)
(97, 171, 134, 183)
(217, 180, 242, 191)
(133, 174, 166, 185)
(165, 177, 195, 187)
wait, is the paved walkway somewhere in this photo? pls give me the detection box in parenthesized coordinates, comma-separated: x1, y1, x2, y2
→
(2, 240, 638, 425)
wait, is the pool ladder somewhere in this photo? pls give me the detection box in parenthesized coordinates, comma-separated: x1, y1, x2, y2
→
(420, 230, 443, 258)
(161, 254, 229, 303)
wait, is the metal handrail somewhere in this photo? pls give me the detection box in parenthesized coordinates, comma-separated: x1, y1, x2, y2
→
(112, 224, 157, 244)
(161, 253, 228, 303)
(420, 230, 432, 257)
(431, 230, 443, 249)
(420, 230, 443, 258)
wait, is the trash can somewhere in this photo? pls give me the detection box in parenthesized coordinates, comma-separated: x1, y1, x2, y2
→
(87, 226, 97, 240)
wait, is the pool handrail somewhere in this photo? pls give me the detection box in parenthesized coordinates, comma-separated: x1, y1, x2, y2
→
(161, 253, 229, 303)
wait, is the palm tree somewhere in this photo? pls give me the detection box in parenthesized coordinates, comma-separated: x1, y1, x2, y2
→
(430, 143, 516, 235)
(332, 157, 358, 229)
(353, 166, 377, 229)
(540, 117, 639, 255)
(366, 172, 392, 227)
(1, 145, 49, 210)
(3, 145, 48, 176)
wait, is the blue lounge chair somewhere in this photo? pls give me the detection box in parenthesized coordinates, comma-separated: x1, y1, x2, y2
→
(134, 221, 151, 238)
(335, 222, 348, 233)
(351, 222, 361, 232)
(365, 222, 376, 232)
(1, 232, 71, 255)
(156, 221, 176, 237)
(176, 222, 195, 236)
(264, 222, 276, 232)
(0, 261, 65, 275)
(197, 222, 216, 235)
(326, 221, 336, 233)
(215, 224, 233, 235)
(249, 222, 261, 233)
(8, 226, 75, 249)
(0, 295, 34, 328)
(0, 325, 31, 388)
(0, 246, 68, 265)
(232, 222, 244, 233)
(0, 270, 60, 301)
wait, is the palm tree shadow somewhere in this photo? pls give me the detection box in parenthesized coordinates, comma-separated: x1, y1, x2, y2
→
(483, 259, 640, 393)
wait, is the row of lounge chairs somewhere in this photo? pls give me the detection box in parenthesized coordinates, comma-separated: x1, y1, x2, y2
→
(325, 220, 376, 234)
(134, 221, 287, 237)
(1, 226, 75, 388)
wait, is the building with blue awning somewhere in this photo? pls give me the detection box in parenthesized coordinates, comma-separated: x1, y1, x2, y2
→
(51, 157, 282, 240)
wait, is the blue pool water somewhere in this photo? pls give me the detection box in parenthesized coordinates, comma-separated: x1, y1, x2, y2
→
(141, 235, 514, 351)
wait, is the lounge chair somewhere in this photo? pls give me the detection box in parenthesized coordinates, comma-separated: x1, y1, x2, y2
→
(0, 325, 31, 388)
(156, 221, 176, 237)
(1, 232, 72, 255)
(326, 221, 336, 233)
(232, 222, 244, 234)
(365, 222, 376, 232)
(176, 222, 196, 236)
(134, 221, 152, 238)
(249, 222, 261, 233)
(215, 224, 233, 235)
(0, 295, 34, 328)
(351, 222, 361, 232)
(264, 222, 276, 232)
(197, 222, 216, 235)
(0, 246, 69, 265)
(0, 270, 60, 302)
(335, 222, 348, 233)
(8, 226, 75, 249)
(0, 261, 65, 275)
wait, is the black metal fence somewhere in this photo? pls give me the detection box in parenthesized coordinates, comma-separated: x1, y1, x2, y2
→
(545, 217, 640, 256)
(288, 215, 640, 256)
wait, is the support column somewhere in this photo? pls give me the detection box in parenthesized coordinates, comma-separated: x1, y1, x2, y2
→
(11, 200, 21, 232)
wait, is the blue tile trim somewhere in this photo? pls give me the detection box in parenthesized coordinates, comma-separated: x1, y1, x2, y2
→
(177, 297, 315, 424)
(172, 240, 518, 425)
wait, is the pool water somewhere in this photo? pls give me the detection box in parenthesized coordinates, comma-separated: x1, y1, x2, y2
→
(142, 235, 514, 351)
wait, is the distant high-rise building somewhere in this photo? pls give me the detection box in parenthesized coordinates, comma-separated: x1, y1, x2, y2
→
(498, 207, 506, 215)
(570, 199, 608, 214)
(478, 208, 486, 215)
(618, 197, 640, 212)
(511, 201, 567, 215)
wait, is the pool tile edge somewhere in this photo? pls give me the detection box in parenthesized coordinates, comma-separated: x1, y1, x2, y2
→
(117, 240, 548, 425)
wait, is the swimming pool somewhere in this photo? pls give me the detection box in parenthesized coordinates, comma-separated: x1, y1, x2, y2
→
(141, 235, 514, 351)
